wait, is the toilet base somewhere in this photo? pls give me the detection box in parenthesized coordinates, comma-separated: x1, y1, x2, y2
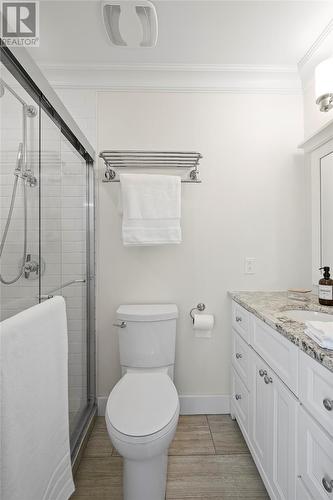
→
(123, 451, 168, 500)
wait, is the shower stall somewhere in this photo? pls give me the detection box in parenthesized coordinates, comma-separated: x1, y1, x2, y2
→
(0, 47, 96, 460)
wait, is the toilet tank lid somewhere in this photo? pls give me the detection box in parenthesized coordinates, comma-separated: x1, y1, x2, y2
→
(116, 304, 178, 321)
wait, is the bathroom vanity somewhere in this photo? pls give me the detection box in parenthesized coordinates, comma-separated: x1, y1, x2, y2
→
(230, 291, 333, 500)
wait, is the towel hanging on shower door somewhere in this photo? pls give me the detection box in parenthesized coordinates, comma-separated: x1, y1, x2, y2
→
(0, 297, 75, 500)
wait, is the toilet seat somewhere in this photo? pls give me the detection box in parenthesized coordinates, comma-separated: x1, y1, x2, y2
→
(106, 372, 179, 440)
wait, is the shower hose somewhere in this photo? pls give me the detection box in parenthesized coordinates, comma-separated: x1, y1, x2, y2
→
(0, 172, 28, 285)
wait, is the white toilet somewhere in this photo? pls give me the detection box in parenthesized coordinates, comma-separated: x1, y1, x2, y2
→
(105, 304, 180, 500)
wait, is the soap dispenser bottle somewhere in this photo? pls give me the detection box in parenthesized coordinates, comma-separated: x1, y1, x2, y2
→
(319, 266, 333, 306)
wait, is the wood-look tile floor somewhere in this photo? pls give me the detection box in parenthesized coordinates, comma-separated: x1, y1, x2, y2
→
(72, 415, 269, 499)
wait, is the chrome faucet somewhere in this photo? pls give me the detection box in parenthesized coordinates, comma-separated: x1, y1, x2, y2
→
(24, 254, 39, 279)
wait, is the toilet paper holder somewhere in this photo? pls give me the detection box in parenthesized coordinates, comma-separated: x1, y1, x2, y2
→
(189, 303, 206, 322)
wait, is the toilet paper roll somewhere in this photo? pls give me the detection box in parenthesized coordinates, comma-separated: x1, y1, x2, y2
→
(193, 314, 214, 338)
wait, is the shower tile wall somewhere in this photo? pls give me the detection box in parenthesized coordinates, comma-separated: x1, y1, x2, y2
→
(0, 67, 39, 320)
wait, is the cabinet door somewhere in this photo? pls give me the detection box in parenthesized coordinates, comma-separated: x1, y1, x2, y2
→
(250, 351, 272, 478)
(270, 370, 297, 500)
(299, 406, 333, 500)
(250, 348, 298, 500)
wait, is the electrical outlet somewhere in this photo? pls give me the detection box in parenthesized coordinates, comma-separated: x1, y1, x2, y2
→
(245, 257, 256, 274)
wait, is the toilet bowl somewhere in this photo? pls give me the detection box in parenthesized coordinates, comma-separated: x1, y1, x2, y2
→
(106, 371, 180, 500)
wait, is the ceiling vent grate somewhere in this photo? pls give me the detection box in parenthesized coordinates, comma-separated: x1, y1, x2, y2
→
(102, 1, 158, 48)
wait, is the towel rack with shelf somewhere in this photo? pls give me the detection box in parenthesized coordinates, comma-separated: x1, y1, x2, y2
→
(99, 150, 203, 183)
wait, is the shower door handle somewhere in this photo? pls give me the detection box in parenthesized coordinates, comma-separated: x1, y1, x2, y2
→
(39, 278, 86, 300)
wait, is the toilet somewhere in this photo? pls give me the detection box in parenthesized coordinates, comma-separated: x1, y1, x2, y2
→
(105, 304, 180, 500)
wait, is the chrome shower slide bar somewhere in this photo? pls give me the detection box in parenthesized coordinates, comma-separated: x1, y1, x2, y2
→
(99, 150, 203, 183)
(39, 278, 86, 300)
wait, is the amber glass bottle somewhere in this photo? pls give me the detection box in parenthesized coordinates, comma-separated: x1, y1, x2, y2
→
(319, 266, 333, 306)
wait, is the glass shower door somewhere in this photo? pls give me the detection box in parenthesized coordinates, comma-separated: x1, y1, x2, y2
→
(1, 48, 96, 459)
(40, 109, 92, 445)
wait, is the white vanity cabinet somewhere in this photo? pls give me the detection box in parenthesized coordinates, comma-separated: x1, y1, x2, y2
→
(231, 300, 333, 500)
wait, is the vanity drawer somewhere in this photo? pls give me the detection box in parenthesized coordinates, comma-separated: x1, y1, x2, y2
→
(232, 301, 250, 342)
(231, 367, 249, 436)
(300, 351, 333, 438)
(298, 406, 333, 500)
(251, 316, 298, 395)
(232, 329, 251, 389)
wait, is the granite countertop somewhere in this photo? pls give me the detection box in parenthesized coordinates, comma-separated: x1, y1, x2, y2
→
(230, 291, 333, 373)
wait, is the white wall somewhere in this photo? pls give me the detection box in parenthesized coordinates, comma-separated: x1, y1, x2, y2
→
(96, 90, 311, 406)
(53, 87, 97, 150)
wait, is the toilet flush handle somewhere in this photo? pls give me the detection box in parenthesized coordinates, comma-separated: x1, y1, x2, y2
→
(113, 321, 127, 328)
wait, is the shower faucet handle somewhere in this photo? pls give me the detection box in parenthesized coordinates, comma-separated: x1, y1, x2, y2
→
(24, 254, 39, 279)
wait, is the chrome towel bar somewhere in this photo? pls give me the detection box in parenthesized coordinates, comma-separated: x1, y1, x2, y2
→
(99, 150, 203, 183)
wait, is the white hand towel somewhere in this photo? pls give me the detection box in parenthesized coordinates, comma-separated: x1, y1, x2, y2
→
(0, 297, 75, 500)
(120, 173, 181, 246)
(304, 328, 333, 350)
(305, 320, 333, 341)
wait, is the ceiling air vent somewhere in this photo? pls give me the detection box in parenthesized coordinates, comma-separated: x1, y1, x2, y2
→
(102, 1, 158, 48)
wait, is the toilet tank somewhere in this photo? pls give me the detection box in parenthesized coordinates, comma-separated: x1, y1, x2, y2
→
(116, 304, 178, 374)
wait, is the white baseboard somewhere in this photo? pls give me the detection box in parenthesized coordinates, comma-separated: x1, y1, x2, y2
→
(97, 394, 230, 417)
(179, 395, 230, 415)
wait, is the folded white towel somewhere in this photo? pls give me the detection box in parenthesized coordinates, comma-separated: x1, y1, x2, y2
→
(120, 173, 182, 246)
(305, 320, 333, 340)
(0, 297, 75, 500)
(304, 328, 333, 350)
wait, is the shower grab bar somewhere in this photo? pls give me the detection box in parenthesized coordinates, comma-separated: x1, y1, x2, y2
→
(39, 278, 86, 299)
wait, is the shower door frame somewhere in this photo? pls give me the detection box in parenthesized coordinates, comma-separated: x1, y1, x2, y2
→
(0, 44, 97, 462)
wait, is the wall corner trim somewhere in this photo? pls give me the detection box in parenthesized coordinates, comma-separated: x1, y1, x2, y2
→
(298, 18, 333, 87)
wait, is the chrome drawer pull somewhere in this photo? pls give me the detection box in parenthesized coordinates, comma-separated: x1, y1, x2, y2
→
(322, 477, 333, 493)
(235, 352, 242, 359)
(235, 316, 242, 322)
(259, 369, 267, 377)
(235, 394, 242, 401)
(113, 321, 127, 328)
(323, 398, 333, 411)
(264, 375, 273, 385)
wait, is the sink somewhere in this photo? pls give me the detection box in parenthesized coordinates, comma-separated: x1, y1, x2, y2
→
(284, 309, 333, 322)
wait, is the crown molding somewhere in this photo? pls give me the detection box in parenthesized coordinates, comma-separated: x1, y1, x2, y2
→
(298, 17, 333, 86)
(39, 62, 301, 94)
(39, 62, 297, 73)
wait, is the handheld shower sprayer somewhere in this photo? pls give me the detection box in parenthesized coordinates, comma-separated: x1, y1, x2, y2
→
(0, 79, 38, 285)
